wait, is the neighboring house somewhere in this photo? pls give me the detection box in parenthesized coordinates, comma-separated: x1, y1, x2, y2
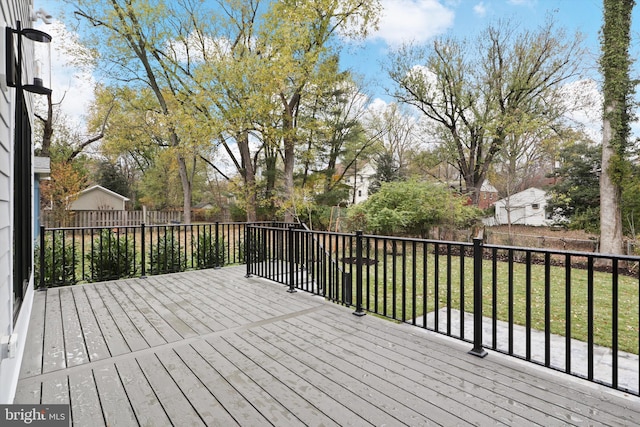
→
(1, 0, 51, 403)
(70, 185, 129, 211)
(193, 201, 215, 210)
(341, 162, 376, 205)
(477, 181, 499, 210)
(492, 187, 550, 226)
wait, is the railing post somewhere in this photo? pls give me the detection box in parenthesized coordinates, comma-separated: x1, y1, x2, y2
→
(245, 225, 252, 278)
(39, 225, 45, 289)
(214, 221, 221, 269)
(354, 230, 365, 316)
(469, 230, 487, 357)
(287, 226, 296, 293)
(140, 223, 146, 278)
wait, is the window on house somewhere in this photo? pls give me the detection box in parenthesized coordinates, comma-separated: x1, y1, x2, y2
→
(13, 91, 32, 319)
(358, 190, 362, 197)
(532, 203, 540, 209)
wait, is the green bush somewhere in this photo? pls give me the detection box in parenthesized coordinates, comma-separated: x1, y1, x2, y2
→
(346, 180, 482, 238)
(86, 229, 135, 282)
(149, 231, 185, 274)
(239, 230, 267, 264)
(196, 229, 225, 268)
(36, 232, 78, 287)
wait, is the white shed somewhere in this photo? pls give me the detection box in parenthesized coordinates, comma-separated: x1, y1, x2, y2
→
(493, 188, 549, 226)
(70, 185, 129, 211)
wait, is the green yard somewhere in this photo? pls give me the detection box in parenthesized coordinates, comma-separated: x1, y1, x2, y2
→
(354, 244, 639, 354)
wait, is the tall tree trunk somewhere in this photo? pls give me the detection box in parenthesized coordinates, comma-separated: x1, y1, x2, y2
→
(237, 131, 257, 222)
(600, 105, 623, 254)
(281, 94, 299, 223)
(599, 0, 635, 255)
(283, 134, 295, 223)
(176, 154, 192, 224)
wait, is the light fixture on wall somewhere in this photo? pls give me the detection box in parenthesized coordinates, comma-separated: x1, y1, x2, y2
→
(6, 20, 52, 95)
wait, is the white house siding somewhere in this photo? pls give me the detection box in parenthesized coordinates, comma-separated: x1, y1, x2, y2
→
(493, 188, 549, 227)
(0, 0, 39, 404)
(345, 163, 376, 205)
(70, 185, 129, 211)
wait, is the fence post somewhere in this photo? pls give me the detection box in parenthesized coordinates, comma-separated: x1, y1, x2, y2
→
(469, 230, 487, 357)
(245, 225, 252, 278)
(39, 226, 45, 289)
(140, 223, 147, 278)
(354, 230, 365, 316)
(287, 226, 296, 293)
(214, 221, 221, 269)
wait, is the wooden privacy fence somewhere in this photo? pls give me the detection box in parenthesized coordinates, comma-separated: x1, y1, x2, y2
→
(42, 210, 182, 228)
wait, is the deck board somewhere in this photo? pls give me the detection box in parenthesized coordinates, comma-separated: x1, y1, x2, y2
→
(83, 284, 130, 357)
(289, 311, 555, 425)
(154, 348, 240, 426)
(68, 370, 104, 427)
(134, 277, 214, 335)
(116, 358, 173, 426)
(59, 287, 89, 367)
(111, 280, 183, 343)
(125, 279, 199, 339)
(340, 311, 640, 426)
(71, 286, 110, 362)
(135, 353, 206, 426)
(92, 364, 138, 426)
(172, 344, 271, 426)
(93, 283, 149, 352)
(14, 266, 640, 426)
(19, 289, 46, 378)
(102, 282, 167, 347)
(42, 289, 66, 373)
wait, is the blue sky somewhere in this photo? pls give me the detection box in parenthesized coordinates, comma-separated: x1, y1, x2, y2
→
(33, 0, 638, 129)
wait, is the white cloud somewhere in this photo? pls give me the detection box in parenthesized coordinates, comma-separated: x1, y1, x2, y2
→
(507, 0, 536, 6)
(370, 0, 455, 46)
(35, 20, 96, 131)
(473, 2, 487, 17)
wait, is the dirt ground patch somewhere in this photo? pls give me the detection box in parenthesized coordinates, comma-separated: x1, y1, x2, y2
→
(484, 225, 599, 252)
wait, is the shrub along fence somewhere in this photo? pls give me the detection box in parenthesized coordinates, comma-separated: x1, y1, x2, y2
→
(245, 224, 640, 396)
(36, 222, 292, 287)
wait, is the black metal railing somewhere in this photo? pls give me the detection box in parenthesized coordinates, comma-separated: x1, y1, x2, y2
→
(37, 221, 293, 288)
(246, 224, 640, 396)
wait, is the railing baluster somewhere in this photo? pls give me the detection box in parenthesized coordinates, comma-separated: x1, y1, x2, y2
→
(565, 253, 571, 374)
(140, 223, 146, 278)
(354, 230, 365, 316)
(460, 243, 465, 341)
(492, 247, 498, 349)
(39, 226, 45, 289)
(545, 252, 551, 367)
(508, 249, 514, 355)
(587, 256, 594, 381)
(287, 226, 296, 293)
(412, 241, 417, 325)
(612, 258, 619, 389)
(526, 250, 532, 361)
(469, 233, 487, 357)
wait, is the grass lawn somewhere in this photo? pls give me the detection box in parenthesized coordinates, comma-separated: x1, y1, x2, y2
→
(355, 242, 639, 354)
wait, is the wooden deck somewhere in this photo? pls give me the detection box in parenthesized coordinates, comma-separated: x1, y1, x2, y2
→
(14, 266, 640, 426)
